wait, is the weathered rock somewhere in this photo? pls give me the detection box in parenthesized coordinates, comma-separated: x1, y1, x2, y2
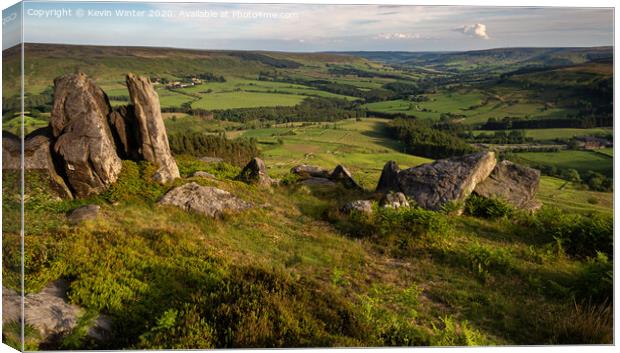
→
(340, 200, 373, 215)
(190, 171, 216, 179)
(376, 160, 401, 193)
(126, 73, 179, 184)
(290, 164, 330, 179)
(158, 182, 252, 218)
(300, 177, 337, 187)
(3, 128, 72, 198)
(2, 280, 111, 345)
(330, 164, 361, 189)
(238, 157, 275, 187)
(398, 151, 497, 211)
(50, 73, 122, 198)
(380, 192, 410, 209)
(199, 156, 224, 164)
(474, 160, 542, 211)
(67, 204, 100, 224)
(108, 105, 140, 160)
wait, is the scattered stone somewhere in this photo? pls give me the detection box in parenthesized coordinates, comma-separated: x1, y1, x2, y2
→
(198, 156, 224, 164)
(290, 164, 330, 179)
(238, 157, 275, 187)
(300, 177, 337, 187)
(474, 160, 542, 211)
(340, 200, 373, 215)
(158, 182, 252, 218)
(50, 73, 123, 198)
(67, 204, 100, 224)
(330, 164, 361, 189)
(2, 280, 111, 345)
(397, 151, 497, 211)
(376, 160, 401, 193)
(126, 73, 180, 184)
(190, 171, 216, 179)
(380, 192, 410, 209)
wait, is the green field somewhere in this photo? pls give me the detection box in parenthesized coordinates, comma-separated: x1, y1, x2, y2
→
(515, 150, 612, 176)
(473, 128, 612, 141)
(230, 118, 431, 188)
(537, 176, 613, 215)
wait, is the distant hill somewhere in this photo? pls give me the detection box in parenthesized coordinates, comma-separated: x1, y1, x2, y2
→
(332, 47, 613, 74)
(2, 43, 368, 96)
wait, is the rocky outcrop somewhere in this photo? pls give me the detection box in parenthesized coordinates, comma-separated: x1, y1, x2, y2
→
(330, 165, 361, 189)
(238, 157, 275, 187)
(67, 204, 101, 225)
(158, 182, 252, 218)
(380, 192, 409, 209)
(3, 128, 72, 198)
(108, 105, 139, 160)
(126, 73, 179, 184)
(291, 164, 330, 179)
(2, 280, 111, 346)
(50, 73, 122, 198)
(376, 161, 400, 193)
(474, 160, 542, 211)
(397, 151, 497, 211)
(341, 200, 373, 215)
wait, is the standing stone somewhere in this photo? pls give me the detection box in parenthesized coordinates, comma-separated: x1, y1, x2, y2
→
(126, 73, 179, 184)
(474, 160, 542, 211)
(238, 157, 275, 187)
(330, 164, 361, 189)
(50, 73, 122, 198)
(376, 160, 401, 193)
(397, 151, 497, 211)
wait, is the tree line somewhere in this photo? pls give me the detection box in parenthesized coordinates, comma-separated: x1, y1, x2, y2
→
(168, 132, 259, 167)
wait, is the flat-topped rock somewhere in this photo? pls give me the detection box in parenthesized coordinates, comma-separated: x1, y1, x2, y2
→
(474, 160, 542, 211)
(397, 151, 497, 211)
(341, 200, 373, 215)
(67, 204, 100, 225)
(291, 164, 331, 179)
(158, 182, 252, 218)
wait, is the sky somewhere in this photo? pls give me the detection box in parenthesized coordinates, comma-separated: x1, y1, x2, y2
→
(2, 1, 614, 51)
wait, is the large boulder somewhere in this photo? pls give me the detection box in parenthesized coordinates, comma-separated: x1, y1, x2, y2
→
(2, 280, 111, 346)
(3, 128, 73, 198)
(50, 73, 122, 198)
(238, 157, 275, 187)
(376, 160, 400, 193)
(398, 151, 497, 211)
(290, 164, 330, 179)
(126, 73, 179, 184)
(474, 160, 542, 211)
(330, 165, 361, 189)
(158, 182, 252, 218)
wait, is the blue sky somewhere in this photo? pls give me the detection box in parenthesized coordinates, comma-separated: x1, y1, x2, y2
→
(2, 1, 614, 51)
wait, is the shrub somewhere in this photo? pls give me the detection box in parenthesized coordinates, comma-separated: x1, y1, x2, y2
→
(551, 300, 613, 344)
(571, 252, 613, 303)
(465, 242, 514, 281)
(464, 195, 513, 219)
(431, 316, 490, 346)
(520, 207, 613, 259)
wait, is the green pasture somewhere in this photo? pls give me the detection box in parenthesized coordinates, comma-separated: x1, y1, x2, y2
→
(515, 150, 612, 176)
(473, 128, 613, 141)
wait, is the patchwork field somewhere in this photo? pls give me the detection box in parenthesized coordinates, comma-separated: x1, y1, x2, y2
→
(514, 150, 613, 176)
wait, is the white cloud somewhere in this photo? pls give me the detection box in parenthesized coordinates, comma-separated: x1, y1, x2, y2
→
(455, 23, 489, 39)
(374, 32, 421, 40)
